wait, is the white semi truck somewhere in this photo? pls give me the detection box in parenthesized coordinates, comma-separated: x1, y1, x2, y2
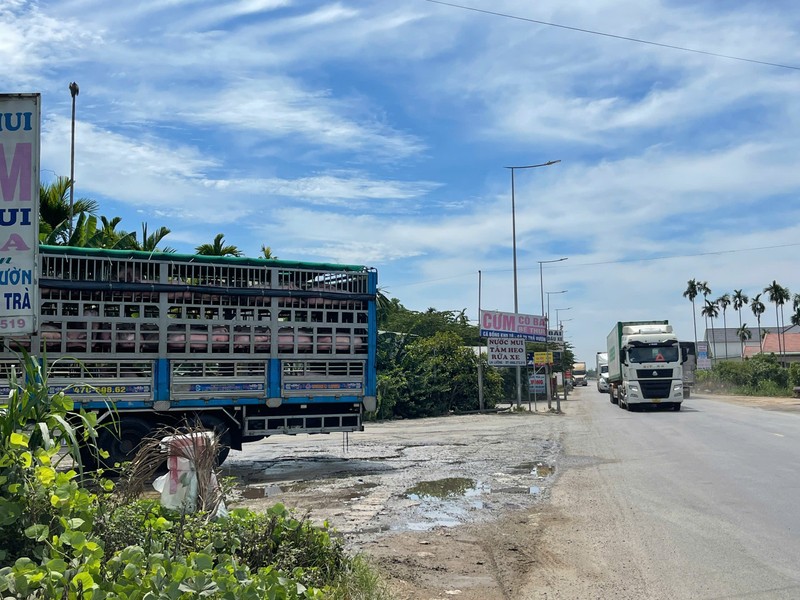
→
(572, 361, 588, 386)
(606, 321, 685, 411)
(596, 351, 609, 393)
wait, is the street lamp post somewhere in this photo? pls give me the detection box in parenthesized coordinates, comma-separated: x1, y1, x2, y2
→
(68, 82, 79, 240)
(545, 289, 567, 409)
(505, 160, 561, 408)
(539, 257, 568, 410)
(555, 307, 572, 329)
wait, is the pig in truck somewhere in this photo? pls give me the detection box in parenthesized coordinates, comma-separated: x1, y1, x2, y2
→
(606, 321, 687, 411)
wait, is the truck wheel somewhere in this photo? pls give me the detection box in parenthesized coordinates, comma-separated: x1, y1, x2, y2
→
(673, 403, 682, 412)
(97, 417, 153, 469)
(610, 394, 618, 405)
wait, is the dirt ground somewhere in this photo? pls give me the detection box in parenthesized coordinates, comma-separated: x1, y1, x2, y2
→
(221, 390, 800, 599)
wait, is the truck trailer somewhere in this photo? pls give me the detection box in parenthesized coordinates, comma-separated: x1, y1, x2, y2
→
(596, 351, 609, 393)
(606, 321, 685, 411)
(572, 361, 588, 386)
(0, 245, 378, 465)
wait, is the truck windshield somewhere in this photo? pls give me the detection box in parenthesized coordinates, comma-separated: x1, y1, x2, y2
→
(600, 365, 608, 374)
(628, 346, 678, 363)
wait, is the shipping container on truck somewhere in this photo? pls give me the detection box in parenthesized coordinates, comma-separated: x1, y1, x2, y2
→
(596, 351, 609, 393)
(606, 320, 684, 411)
(572, 361, 588, 386)
(0, 246, 378, 465)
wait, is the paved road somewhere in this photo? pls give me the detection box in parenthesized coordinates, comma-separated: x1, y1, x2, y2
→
(526, 387, 800, 599)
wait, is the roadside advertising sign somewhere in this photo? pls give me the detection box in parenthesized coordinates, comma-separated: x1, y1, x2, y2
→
(547, 329, 563, 342)
(0, 94, 40, 335)
(480, 310, 546, 342)
(486, 337, 527, 366)
(697, 341, 711, 370)
(533, 351, 553, 365)
(528, 374, 546, 394)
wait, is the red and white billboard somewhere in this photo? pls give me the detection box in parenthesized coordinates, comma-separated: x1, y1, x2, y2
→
(0, 94, 40, 335)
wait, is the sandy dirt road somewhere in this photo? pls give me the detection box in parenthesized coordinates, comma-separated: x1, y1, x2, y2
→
(221, 389, 800, 599)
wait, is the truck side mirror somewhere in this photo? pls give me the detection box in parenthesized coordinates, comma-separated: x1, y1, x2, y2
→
(681, 347, 688, 363)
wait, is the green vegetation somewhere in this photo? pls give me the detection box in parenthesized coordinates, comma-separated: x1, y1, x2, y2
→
(0, 353, 389, 599)
(695, 354, 800, 396)
(375, 300, 575, 419)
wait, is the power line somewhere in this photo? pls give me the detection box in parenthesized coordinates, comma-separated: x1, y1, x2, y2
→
(392, 241, 800, 288)
(424, 0, 800, 71)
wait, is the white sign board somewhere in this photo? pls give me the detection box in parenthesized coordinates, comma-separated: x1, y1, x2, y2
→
(528, 374, 546, 394)
(480, 310, 547, 342)
(486, 337, 526, 366)
(697, 341, 711, 370)
(0, 94, 40, 335)
(547, 329, 563, 342)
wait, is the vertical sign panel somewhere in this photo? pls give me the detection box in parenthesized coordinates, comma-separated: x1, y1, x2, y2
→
(0, 94, 40, 335)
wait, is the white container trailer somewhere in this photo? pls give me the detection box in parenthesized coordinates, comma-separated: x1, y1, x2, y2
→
(606, 321, 684, 411)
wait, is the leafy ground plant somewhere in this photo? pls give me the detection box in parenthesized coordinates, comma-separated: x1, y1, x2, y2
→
(0, 351, 389, 599)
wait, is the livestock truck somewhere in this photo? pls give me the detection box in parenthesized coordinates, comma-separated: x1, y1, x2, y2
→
(606, 321, 685, 411)
(572, 361, 588, 386)
(596, 351, 609, 393)
(0, 245, 378, 465)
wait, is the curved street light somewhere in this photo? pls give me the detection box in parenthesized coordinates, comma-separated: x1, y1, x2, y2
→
(505, 160, 561, 407)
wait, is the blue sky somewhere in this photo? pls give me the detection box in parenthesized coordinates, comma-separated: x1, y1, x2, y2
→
(4, 0, 800, 367)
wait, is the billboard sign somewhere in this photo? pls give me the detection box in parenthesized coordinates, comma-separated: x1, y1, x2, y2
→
(547, 329, 563, 342)
(0, 94, 40, 335)
(697, 341, 711, 370)
(528, 374, 546, 394)
(486, 337, 526, 366)
(480, 310, 546, 342)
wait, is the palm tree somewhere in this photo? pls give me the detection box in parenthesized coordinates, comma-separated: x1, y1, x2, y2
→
(195, 233, 242, 257)
(736, 324, 752, 357)
(732, 289, 749, 358)
(682, 279, 700, 348)
(717, 293, 731, 359)
(764, 281, 790, 362)
(750, 293, 766, 353)
(698, 281, 712, 344)
(792, 293, 800, 327)
(39, 176, 98, 245)
(701, 299, 719, 362)
(130, 223, 175, 253)
(260, 244, 278, 259)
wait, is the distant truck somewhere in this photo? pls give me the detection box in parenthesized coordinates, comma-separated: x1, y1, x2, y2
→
(606, 321, 685, 411)
(680, 341, 697, 398)
(596, 351, 609, 393)
(572, 361, 588, 386)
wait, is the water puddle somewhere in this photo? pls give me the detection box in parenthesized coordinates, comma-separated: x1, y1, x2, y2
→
(494, 485, 540, 495)
(240, 484, 283, 499)
(405, 477, 484, 500)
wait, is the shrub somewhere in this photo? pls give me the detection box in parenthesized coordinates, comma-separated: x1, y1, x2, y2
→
(0, 352, 384, 599)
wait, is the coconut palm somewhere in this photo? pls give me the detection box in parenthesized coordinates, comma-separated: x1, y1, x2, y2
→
(732, 289, 749, 358)
(736, 324, 752, 356)
(698, 281, 712, 344)
(682, 279, 701, 347)
(792, 294, 800, 327)
(716, 293, 731, 359)
(764, 281, 790, 361)
(260, 245, 278, 259)
(39, 176, 98, 245)
(750, 293, 766, 353)
(129, 223, 175, 253)
(701, 299, 719, 362)
(195, 234, 242, 257)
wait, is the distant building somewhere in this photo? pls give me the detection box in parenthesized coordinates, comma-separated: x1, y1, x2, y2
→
(703, 326, 800, 363)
